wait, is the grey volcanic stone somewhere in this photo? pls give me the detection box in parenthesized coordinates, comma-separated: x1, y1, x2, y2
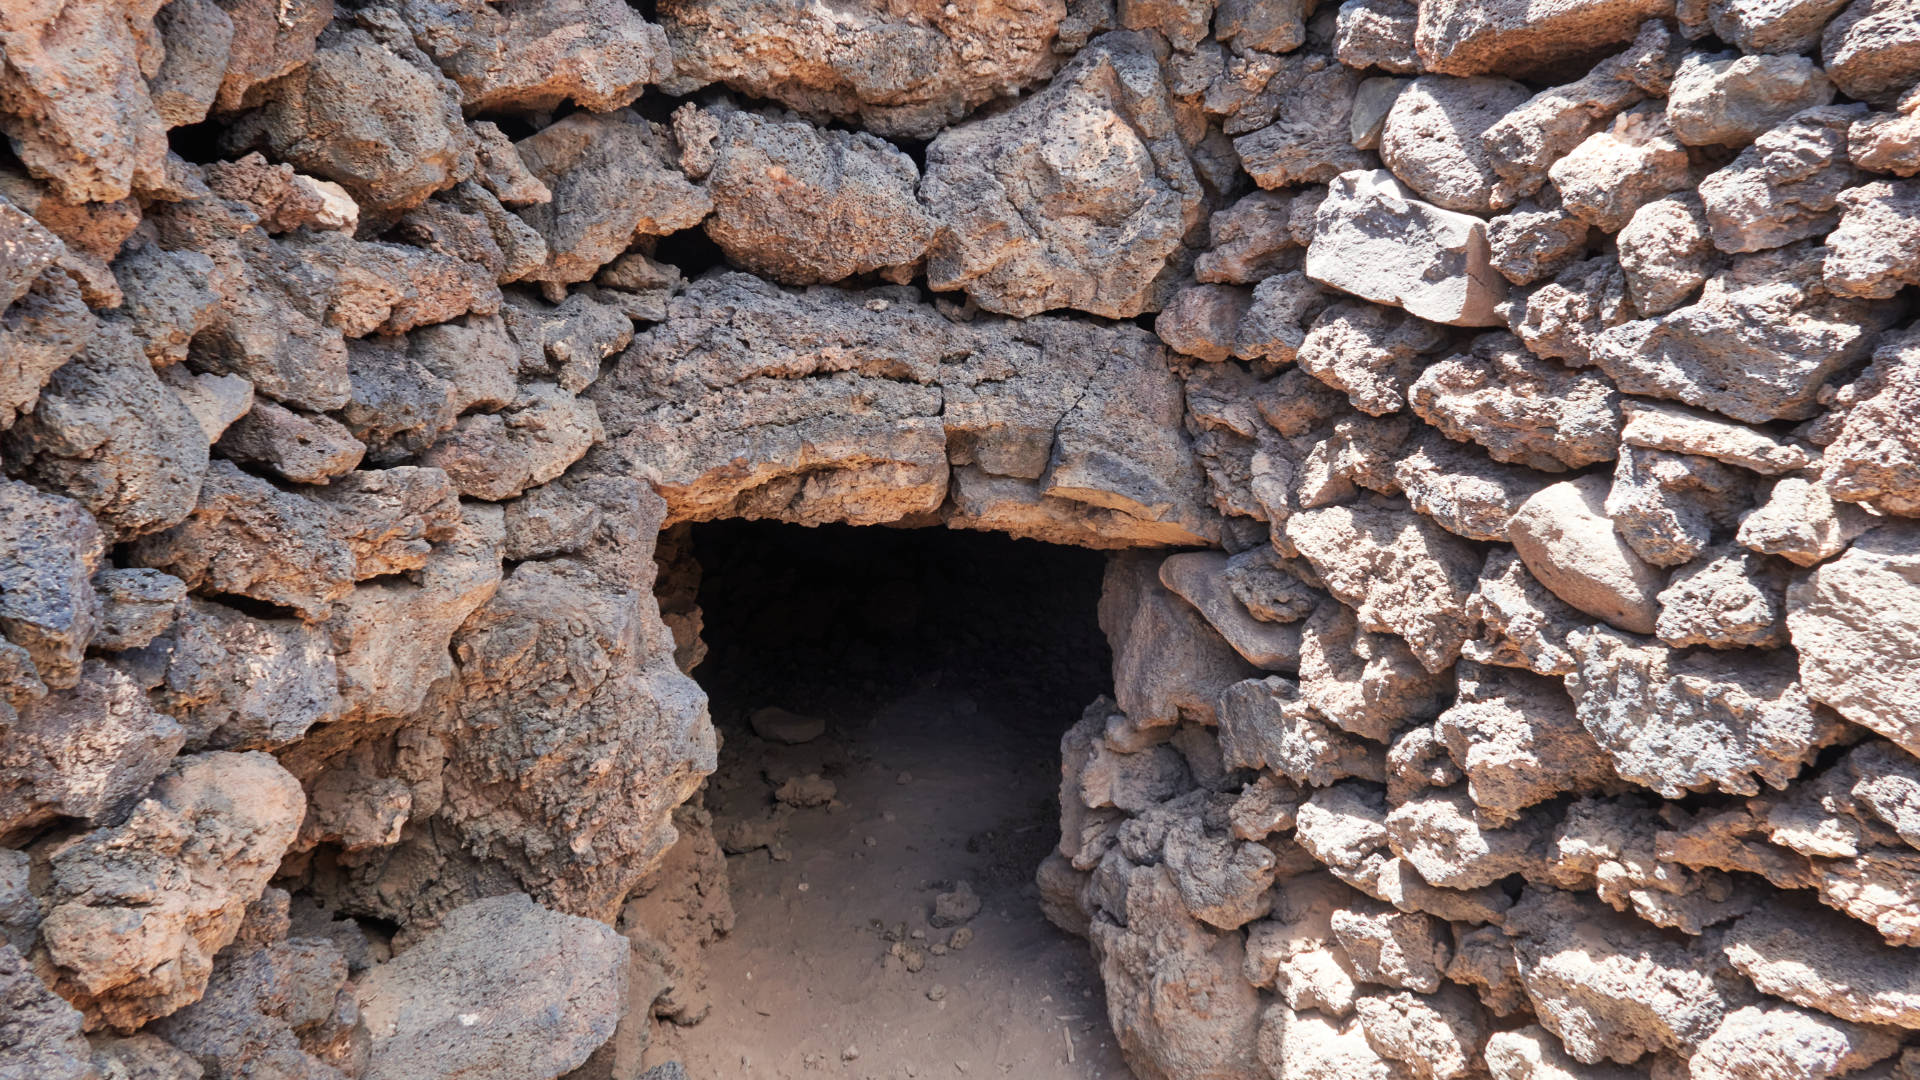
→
(357, 893, 629, 1080)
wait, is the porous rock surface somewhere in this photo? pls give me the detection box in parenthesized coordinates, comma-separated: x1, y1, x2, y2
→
(0, 2, 1916, 1079)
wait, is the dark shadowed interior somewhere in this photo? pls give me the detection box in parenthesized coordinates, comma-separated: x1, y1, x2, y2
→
(660, 520, 1133, 1076)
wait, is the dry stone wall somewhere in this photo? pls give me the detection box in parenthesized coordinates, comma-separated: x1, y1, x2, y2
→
(0, 0, 1917, 1077)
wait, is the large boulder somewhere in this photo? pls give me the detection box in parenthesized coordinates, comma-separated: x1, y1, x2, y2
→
(595, 272, 1218, 548)
(356, 893, 629, 1080)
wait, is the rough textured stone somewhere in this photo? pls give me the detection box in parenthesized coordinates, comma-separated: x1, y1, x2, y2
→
(1739, 475, 1878, 567)
(1486, 198, 1592, 288)
(0, 658, 185, 836)
(0, 478, 101, 692)
(1380, 75, 1532, 214)
(922, 33, 1202, 320)
(1699, 106, 1864, 255)
(140, 597, 342, 751)
(224, 28, 469, 214)
(1103, 555, 1256, 730)
(1160, 552, 1300, 671)
(1573, 624, 1841, 798)
(1822, 0, 1920, 104)
(1306, 170, 1508, 327)
(1616, 193, 1716, 316)
(1335, 0, 1419, 73)
(1409, 333, 1622, 473)
(420, 383, 603, 502)
(1480, 21, 1678, 204)
(656, 0, 1064, 138)
(1505, 887, 1742, 1065)
(397, 0, 669, 114)
(1591, 242, 1900, 424)
(1549, 105, 1693, 234)
(1668, 53, 1836, 148)
(126, 460, 355, 621)
(1621, 398, 1818, 475)
(1604, 446, 1752, 568)
(1850, 92, 1920, 176)
(214, 400, 365, 486)
(1824, 179, 1920, 300)
(1086, 861, 1264, 1080)
(356, 893, 628, 1080)
(1820, 332, 1920, 516)
(4, 323, 209, 543)
(0, 944, 94, 1080)
(1295, 302, 1445, 416)
(1691, 1003, 1898, 1080)
(1504, 256, 1636, 368)
(1463, 548, 1585, 677)
(685, 107, 931, 287)
(1287, 503, 1482, 674)
(514, 110, 711, 287)
(148, 933, 359, 1080)
(1414, 0, 1674, 78)
(0, 0, 170, 205)
(1725, 899, 1920, 1030)
(1296, 599, 1451, 747)
(597, 272, 1217, 548)
(1194, 190, 1311, 285)
(1788, 525, 1920, 758)
(1706, 0, 1852, 55)
(1353, 987, 1486, 1080)
(34, 752, 305, 1031)
(1437, 662, 1614, 826)
(1232, 61, 1371, 191)
(1656, 546, 1791, 649)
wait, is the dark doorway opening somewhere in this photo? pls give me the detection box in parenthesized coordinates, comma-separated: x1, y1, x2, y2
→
(658, 520, 1134, 1077)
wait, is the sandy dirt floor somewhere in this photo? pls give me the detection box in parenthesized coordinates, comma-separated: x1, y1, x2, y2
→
(648, 683, 1135, 1080)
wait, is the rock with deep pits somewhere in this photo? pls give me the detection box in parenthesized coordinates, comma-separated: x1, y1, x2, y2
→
(920, 32, 1202, 320)
(1565, 626, 1842, 798)
(1591, 242, 1901, 424)
(1286, 503, 1483, 675)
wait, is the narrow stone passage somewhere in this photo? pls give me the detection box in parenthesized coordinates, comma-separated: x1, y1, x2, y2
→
(655, 522, 1132, 1078)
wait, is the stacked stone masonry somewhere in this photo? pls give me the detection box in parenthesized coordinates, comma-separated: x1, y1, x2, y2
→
(0, 0, 1917, 1077)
